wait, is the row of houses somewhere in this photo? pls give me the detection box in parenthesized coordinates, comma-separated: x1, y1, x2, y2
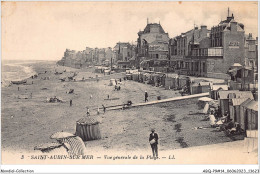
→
(57, 9, 258, 82)
(57, 47, 115, 68)
(135, 10, 258, 80)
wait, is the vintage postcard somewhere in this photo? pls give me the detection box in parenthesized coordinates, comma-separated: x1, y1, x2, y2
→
(1, 1, 259, 172)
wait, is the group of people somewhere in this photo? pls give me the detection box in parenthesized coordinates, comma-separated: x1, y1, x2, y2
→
(114, 78, 122, 91)
(85, 104, 106, 116)
(208, 109, 243, 135)
(208, 109, 229, 127)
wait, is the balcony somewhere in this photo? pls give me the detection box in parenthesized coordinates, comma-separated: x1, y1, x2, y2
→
(191, 47, 223, 59)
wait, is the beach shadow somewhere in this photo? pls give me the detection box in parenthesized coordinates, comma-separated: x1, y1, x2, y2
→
(175, 137, 188, 148)
(174, 123, 182, 132)
(164, 114, 176, 122)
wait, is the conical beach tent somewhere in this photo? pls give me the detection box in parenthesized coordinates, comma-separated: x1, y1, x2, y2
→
(76, 116, 101, 141)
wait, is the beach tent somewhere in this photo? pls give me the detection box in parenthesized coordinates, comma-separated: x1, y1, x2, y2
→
(57, 136, 87, 156)
(76, 116, 101, 141)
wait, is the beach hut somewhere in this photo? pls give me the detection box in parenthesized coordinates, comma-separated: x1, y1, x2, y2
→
(178, 76, 187, 89)
(239, 99, 253, 131)
(229, 98, 249, 123)
(244, 100, 258, 130)
(164, 77, 175, 89)
(132, 72, 139, 81)
(189, 82, 210, 95)
(210, 85, 229, 100)
(151, 73, 160, 86)
(126, 74, 132, 80)
(76, 116, 101, 141)
(143, 73, 151, 83)
(218, 90, 238, 116)
(198, 82, 211, 93)
(160, 73, 166, 87)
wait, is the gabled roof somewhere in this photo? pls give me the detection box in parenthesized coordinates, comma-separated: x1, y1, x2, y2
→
(231, 98, 250, 106)
(235, 91, 254, 99)
(245, 100, 258, 111)
(212, 85, 229, 91)
(143, 23, 166, 34)
(240, 98, 253, 107)
(199, 82, 211, 86)
(218, 90, 239, 99)
(218, 90, 254, 100)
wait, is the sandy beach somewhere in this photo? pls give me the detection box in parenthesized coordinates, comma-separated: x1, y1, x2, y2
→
(1, 61, 252, 163)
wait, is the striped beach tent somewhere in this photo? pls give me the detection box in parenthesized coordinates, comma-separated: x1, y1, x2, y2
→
(58, 136, 87, 156)
(76, 116, 101, 141)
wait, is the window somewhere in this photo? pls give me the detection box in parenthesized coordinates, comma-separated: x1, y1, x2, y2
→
(203, 62, 206, 72)
(208, 48, 223, 56)
(156, 54, 159, 59)
(249, 45, 256, 52)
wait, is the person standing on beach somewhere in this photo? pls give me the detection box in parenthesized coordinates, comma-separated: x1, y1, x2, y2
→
(18, 87, 19, 91)
(149, 128, 159, 159)
(145, 91, 148, 102)
(70, 99, 72, 107)
(86, 107, 90, 116)
(102, 104, 106, 113)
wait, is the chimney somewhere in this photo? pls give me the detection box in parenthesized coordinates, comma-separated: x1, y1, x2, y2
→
(201, 25, 207, 29)
(230, 21, 238, 32)
(249, 33, 252, 39)
(200, 25, 208, 38)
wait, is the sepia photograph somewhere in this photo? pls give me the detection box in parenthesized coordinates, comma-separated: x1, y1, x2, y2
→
(1, 1, 259, 172)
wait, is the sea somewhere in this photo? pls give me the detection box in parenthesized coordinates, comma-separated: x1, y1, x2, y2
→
(2, 60, 41, 87)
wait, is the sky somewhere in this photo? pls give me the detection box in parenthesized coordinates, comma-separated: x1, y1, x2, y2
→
(2, 1, 258, 61)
